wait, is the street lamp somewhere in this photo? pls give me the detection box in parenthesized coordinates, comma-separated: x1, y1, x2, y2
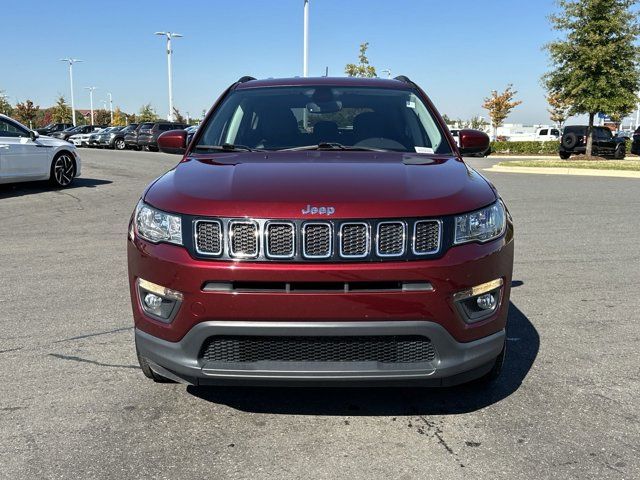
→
(60, 58, 83, 126)
(84, 86, 97, 124)
(107, 92, 113, 124)
(303, 0, 309, 77)
(154, 31, 183, 121)
(381, 69, 392, 79)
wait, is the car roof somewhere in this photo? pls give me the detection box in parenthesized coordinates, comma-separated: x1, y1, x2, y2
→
(234, 76, 414, 90)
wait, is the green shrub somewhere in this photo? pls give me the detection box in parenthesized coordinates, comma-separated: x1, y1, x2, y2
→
(490, 141, 560, 155)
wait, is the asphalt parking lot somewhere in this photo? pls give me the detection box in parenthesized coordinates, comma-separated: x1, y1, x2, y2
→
(1, 149, 639, 479)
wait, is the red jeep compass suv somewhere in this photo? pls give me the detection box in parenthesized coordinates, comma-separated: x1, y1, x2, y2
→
(128, 76, 514, 387)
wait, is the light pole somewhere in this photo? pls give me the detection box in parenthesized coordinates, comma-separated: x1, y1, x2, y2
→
(303, 0, 309, 77)
(60, 58, 83, 126)
(154, 31, 183, 121)
(381, 69, 392, 79)
(107, 92, 113, 123)
(84, 87, 97, 124)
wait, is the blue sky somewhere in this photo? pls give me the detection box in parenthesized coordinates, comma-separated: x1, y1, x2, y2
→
(2, 0, 561, 124)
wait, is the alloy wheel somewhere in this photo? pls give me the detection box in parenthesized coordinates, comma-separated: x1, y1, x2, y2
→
(54, 154, 75, 186)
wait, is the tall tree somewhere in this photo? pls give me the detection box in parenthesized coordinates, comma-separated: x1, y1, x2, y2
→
(345, 42, 377, 78)
(172, 107, 186, 124)
(13, 100, 40, 128)
(112, 107, 127, 126)
(544, 0, 640, 156)
(95, 109, 112, 126)
(482, 85, 522, 140)
(0, 91, 12, 116)
(546, 91, 571, 127)
(51, 95, 72, 123)
(138, 103, 158, 122)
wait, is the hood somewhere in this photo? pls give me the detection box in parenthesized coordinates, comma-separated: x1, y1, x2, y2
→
(144, 152, 496, 219)
(35, 135, 75, 148)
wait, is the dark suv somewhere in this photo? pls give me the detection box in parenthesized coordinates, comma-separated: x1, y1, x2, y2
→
(124, 123, 146, 150)
(111, 123, 138, 150)
(37, 123, 74, 136)
(137, 122, 187, 151)
(559, 125, 626, 159)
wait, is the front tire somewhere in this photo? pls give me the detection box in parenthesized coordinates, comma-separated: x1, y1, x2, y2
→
(49, 152, 76, 188)
(473, 339, 506, 385)
(114, 138, 126, 150)
(559, 152, 571, 160)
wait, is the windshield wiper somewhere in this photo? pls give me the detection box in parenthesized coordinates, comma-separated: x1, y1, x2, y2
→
(278, 142, 389, 152)
(193, 143, 264, 153)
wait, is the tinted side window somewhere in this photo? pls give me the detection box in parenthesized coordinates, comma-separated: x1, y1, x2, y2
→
(0, 118, 29, 137)
(539, 129, 548, 136)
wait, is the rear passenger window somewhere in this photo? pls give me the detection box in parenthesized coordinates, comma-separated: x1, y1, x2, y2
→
(539, 129, 548, 136)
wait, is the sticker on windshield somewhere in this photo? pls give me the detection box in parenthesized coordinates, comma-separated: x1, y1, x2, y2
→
(406, 101, 416, 109)
(415, 146, 434, 154)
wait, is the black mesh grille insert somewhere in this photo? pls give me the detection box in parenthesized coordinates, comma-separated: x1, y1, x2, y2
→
(266, 223, 294, 257)
(230, 222, 258, 257)
(195, 221, 222, 254)
(414, 221, 440, 254)
(201, 336, 436, 363)
(303, 223, 331, 257)
(378, 222, 405, 256)
(340, 223, 368, 257)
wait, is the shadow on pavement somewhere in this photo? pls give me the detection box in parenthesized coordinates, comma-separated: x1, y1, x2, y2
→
(0, 178, 111, 199)
(187, 302, 538, 415)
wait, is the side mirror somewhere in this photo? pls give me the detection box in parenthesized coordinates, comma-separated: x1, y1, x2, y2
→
(29, 130, 40, 141)
(158, 130, 187, 155)
(458, 129, 490, 156)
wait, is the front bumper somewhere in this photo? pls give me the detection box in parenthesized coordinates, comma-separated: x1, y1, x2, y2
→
(136, 321, 505, 386)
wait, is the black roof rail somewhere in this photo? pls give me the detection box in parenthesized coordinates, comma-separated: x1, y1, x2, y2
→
(237, 76, 256, 83)
(393, 75, 413, 84)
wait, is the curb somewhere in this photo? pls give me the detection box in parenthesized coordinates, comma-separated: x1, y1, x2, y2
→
(489, 156, 559, 160)
(484, 165, 640, 179)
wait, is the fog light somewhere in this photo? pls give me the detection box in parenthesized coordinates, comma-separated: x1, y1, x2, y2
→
(137, 278, 183, 323)
(476, 293, 496, 310)
(144, 293, 163, 309)
(453, 278, 503, 324)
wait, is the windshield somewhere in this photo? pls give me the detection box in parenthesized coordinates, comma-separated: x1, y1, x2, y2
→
(195, 86, 452, 154)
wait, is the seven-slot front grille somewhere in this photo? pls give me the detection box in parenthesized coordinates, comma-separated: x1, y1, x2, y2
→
(303, 223, 332, 258)
(191, 217, 443, 261)
(413, 220, 441, 255)
(377, 222, 406, 257)
(266, 222, 295, 258)
(201, 335, 436, 364)
(229, 221, 259, 258)
(340, 223, 369, 258)
(195, 220, 222, 255)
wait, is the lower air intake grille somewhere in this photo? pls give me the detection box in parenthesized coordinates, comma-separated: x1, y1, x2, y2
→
(414, 220, 440, 254)
(201, 336, 436, 364)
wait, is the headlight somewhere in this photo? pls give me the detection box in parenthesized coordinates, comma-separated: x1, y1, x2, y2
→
(134, 201, 182, 245)
(455, 201, 506, 244)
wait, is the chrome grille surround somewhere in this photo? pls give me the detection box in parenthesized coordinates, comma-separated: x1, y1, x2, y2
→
(229, 220, 259, 258)
(339, 222, 370, 259)
(376, 221, 406, 257)
(413, 220, 442, 255)
(194, 220, 223, 256)
(265, 221, 295, 259)
(302, 222, 332, 259)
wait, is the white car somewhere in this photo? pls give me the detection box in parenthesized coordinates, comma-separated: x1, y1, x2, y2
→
(70, 127, 103, 147)
(0, 114, 81, 188)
